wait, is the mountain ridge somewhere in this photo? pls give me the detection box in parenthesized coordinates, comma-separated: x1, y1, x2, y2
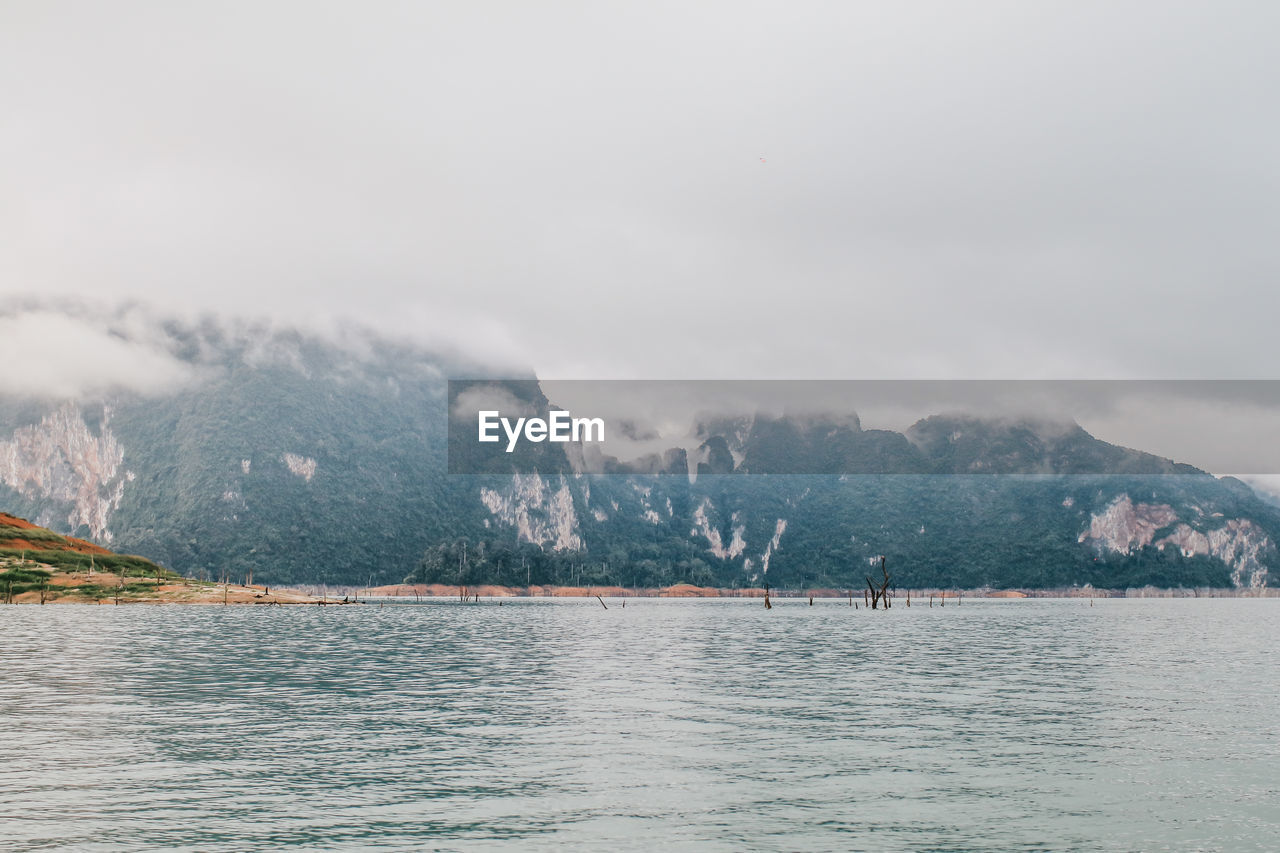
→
(1, 308, 1275, 591)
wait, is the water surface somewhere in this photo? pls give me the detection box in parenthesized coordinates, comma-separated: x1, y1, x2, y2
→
(1, 598, 1277, 851)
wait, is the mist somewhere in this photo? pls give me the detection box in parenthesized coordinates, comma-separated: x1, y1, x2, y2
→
(3, 1, 1279, 380)
(0, 309, 196, 399)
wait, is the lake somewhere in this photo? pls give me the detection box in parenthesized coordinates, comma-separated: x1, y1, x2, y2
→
(1, 598, 1277, 851)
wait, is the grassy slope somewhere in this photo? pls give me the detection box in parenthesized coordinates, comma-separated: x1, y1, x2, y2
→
(0, 512, 318, 604)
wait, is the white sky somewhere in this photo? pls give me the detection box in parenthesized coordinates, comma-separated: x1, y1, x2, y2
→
(3, 1, 1279, 379)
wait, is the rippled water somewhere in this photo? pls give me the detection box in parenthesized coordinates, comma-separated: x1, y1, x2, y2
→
(1, 598, 1278, 851)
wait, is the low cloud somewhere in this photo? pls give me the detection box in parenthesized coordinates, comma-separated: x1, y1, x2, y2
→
(539, 379, 1280, 475)
(451, 386, 538, 423)
(0, 309, 198, 399)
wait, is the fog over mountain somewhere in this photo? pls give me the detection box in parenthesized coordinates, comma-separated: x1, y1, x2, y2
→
(5, 4, 1280, 589)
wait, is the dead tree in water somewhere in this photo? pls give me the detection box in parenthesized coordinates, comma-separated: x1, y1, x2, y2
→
(866, 556, 892, 609)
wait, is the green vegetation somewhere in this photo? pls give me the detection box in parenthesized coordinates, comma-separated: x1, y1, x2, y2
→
(0, 548, 173, 578)
(408, 536, 719, 589)
(0, 515, 183, 602)
(0, 566, 53, 596)
(407, 474, 1247, 591)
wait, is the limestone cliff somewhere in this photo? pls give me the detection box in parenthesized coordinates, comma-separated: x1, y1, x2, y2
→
(0, 404, 131, 543)
(1080, 494, 1272, 588)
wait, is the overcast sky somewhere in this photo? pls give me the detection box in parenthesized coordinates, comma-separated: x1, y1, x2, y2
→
(3, 1, 1279, 379)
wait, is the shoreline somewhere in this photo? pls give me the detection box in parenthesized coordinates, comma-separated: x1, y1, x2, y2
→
(3, 569, 325, 606)
(357, 582, 1280, 601)
(9, 576, 1276, 606)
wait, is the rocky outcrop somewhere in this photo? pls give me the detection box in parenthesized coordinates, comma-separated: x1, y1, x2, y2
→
(1078, 495, 1179, 552)
(1156, 520, 1271, 588)
(480, 472, 583, 552)
(0, 403, 130, 542)
(1082, 494, 1272, 588)
(281, 452, 317, 482)
(690, 499, 746, 559)
(760, 518, 787, 575)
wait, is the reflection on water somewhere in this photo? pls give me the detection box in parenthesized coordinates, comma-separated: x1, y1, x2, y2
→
(1, 599, 1278, 851)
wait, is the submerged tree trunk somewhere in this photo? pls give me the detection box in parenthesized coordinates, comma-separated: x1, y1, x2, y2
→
(866, 557, 892, 609)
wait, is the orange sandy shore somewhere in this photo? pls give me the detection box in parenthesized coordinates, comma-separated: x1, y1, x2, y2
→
(367, 582, 748, 598)
(363, 582, 993, 599)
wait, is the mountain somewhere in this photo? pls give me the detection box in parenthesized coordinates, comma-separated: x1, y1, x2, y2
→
(426, 447, 1271, 592)
(1, 307, 1275, 591)
(0, 310, 482, 586)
